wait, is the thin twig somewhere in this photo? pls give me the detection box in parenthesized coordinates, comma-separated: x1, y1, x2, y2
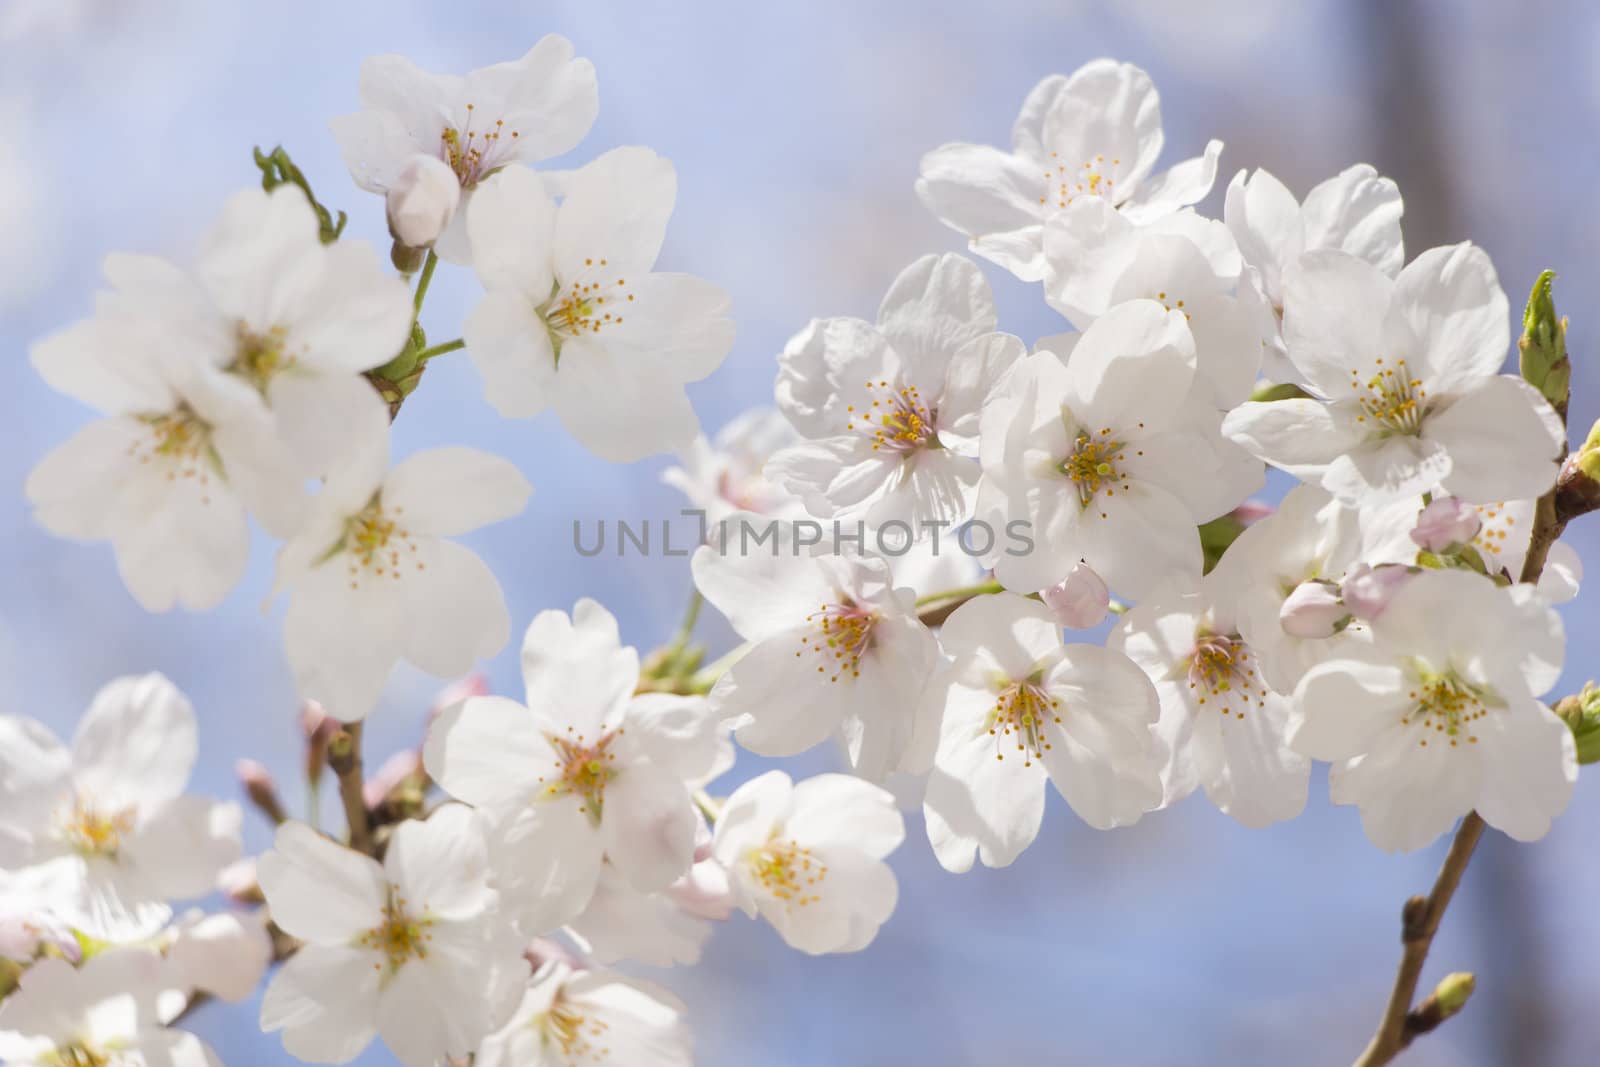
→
(328, 721, 373, 855)
(1353, 484, 1566, 1066)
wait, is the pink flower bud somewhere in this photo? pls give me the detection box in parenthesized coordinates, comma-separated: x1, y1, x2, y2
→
(387, 154, 460, 249)
(1040, 562, 1110, 629)
(217, 858, 263, 905)
(1342, 563, 1417, 621)
(429, 674, 490, 722)
(1410, 496, 1482, 552)
(1279, 580, 1348, 638)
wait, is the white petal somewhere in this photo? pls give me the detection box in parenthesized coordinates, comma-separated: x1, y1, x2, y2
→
(384, 447, 532, 538)
(1300, 163, 1404, 277)
(874, 253, 998, 385)
(1287, 655, 1409, 761)
(467, 166, 557, 296)
(1473, 699, 1576, 842)
(0, 716, 69, 834)
(787, 774, 905, 860)
(1280, 249, 1396, 398)
(521, 599, 638, 730)
(600, 272, 735, 384)
(601, 761, 697, 893)
(123, 795, 241, 899)
(914, 142, 1046, 246)
(553, 338, 699, 461)
(467, 34, 599, 162)
(260, 946, 381, 1065)
(463, 288, 558, 418)
(1392, 242, 1510, 395)
(1065, 299, 1195, 427)
(384, 805, 492, 920)
(424, 696, 555, 810)
(1220, 398, 1359, 483)
(71, 672, 196, 812)
(554, 147, 676, 277)
(256, 821, 387, 943)
(26, 418, 145, 541)
(1429, 376, 1564, 504)
(618, 694, 723, 782)
(1124, 140, 1223, 220)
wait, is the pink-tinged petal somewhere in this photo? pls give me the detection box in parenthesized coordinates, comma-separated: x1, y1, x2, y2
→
(601, 761, 697, 893)
(256, 822, 387, 943)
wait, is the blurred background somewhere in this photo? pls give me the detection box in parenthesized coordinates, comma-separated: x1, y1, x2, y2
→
(4, 1, 1600, 1063)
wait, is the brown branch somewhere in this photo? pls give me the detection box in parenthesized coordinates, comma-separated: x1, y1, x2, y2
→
(328, 721, 373, 855)
(1353, 481, 1567, 1066)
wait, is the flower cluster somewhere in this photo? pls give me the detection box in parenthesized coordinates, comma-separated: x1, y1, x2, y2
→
(6, 43, 1593, 1067)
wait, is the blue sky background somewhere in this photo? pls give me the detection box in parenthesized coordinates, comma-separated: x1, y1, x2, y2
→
(5, 1, 1600, 1064)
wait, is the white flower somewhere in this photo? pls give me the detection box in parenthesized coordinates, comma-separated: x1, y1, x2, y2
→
(274, 415, 531, 722)
(475, 962, 692, 1067)
(767, 254, 1024, 528)
(691, 538, 941, 780)
(712, 770, 903, 954)
(28, 187, 410, 612)
(159, 910, 274, 1011)
(258, 808, 529, 1067)
(1221, 243, 1565, 504)
(917, 59, 1222, 281)
(921, 593, 1162, 870)
(387, 154, 461, 249)
(0, 674, 240, 941)
(562, 858, 724, 968)
(462, 149, 735, 461)
(424, 600, 722, 932)
(1224, 165, 1404, 384)
(974, 300, 1248, 598)
(1109, 584, 1309, 828)
(330, 37, 599, 264)
(0, 949, 219, 1067)
(1469, 497, 1583, 601)
(1289, 570, 1574, 852)
(1041, 203, 1262, 407)
(1208, 484, 1414, 693)
(661, 407, 802, 524)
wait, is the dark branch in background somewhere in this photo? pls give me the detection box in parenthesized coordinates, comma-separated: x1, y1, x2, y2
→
(328, 720, 373, 855)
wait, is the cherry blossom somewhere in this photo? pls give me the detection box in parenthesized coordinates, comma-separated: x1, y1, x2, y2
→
(918, 59, 1223, 281)
(330, 36, 599, 264)
(768, 253, 1024, 528)
(475, 961, 692, 1067)
(712, 771, 904, 954)
(0, 673, 240, 941)
(258, 808, 529, 1067)
(462, 149, 735, 460)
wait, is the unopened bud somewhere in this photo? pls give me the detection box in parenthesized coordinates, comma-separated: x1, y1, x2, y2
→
(1555, 683, 1600, 765)
(218, 858, 264, 905)
(1518, 270, 1569, 419)
(1279, 580, 1348, 638)
(387, 154, 460, 251)
(1040, 562, 1110, 629)
(236, 759, 287, 825)
(1408, 971, 1476, 1038)
(1342, 563, 1417, 621)
(1410, 496, 1482, 552)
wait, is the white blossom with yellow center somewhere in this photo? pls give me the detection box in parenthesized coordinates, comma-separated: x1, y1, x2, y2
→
(462, 148, 734, 462)
(767, 253, 1024, 531)
(1289, 569, 1575, 853)
(918, 59, 1223, 282)
(922, 593, 1163, 872)
(1223, 242, 1564, 506)
(475, 962, 692, 1067)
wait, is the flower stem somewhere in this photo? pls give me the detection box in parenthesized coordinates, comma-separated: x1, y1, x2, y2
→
(412, 250, 439, 316)
(688, 642, 750, 694)
(328, 721, 373, 855)
(670, 589, 704, 653)
(913, 579, 1004, 608)
(415, 338, 465, 362)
